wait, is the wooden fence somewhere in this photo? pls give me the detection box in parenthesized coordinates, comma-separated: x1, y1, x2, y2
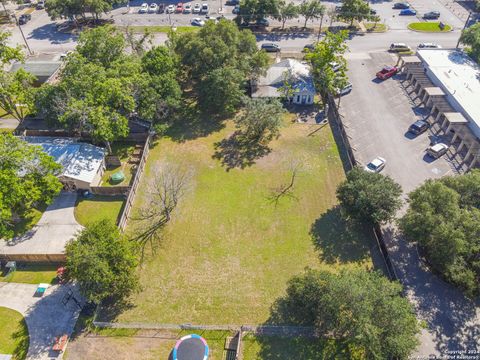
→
(117, 134, 152, 231)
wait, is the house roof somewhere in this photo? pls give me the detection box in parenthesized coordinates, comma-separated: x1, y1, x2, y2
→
(23, 137, 105, 184)
(10, 61, 61, 79)
(252, 59, 315, 98)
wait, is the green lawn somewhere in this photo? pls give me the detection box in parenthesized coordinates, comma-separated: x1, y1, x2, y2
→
(0, 264, 58, 284)
(408, 22, 452, 32)
(100, 142, 138, 187)
(10, 204, 47, 239)
(118, 25, 200, 34)
(75, 195, 125, 226)
(0, 307, 29, 360)
(364, 22, 387, 32)
(107, 118, 374, 325)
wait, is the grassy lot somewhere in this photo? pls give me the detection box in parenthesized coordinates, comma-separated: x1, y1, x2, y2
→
(75, 195, 125, 226)
(0, 264, 58, 284)
(110, 117, 374, 325)
(118, 25, 200, 34)
(100, 142, 138, 187)
(0, 307, 29, 360)
(364, 22, 387, 32)
(408, 22, 452, 32)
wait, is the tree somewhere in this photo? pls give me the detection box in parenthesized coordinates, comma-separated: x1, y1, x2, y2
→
(274, 1, 299, 30)
(0, 133, 62, 239)
(66, 219, 139, 303)
(338, 0, 372, 27)
(306, 30, 349, 107)
(299, 0, 326, 28)
(399, 171, 480, 297)
(0, 30, 23, 65)
(238, 0, 280, 24)
(275, 268, 420, 359)
(234, 98, 285, 145)
(460, 23, 480, 64)
(336, 167, 402, 224)
(171, 20, 268, 115)
(45, 0, 124, 24)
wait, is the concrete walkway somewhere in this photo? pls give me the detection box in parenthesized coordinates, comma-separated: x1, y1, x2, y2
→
(0, 192, 82, 259)
(0, 282, 82, 359)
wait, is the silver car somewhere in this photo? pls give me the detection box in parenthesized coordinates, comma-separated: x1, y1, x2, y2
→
(364, 157, 386, 173)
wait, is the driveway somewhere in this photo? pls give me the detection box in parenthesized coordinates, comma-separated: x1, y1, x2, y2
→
(0, 282, 82, 360)
(339, 51, 480, 355)
(0, 192, 82, 257)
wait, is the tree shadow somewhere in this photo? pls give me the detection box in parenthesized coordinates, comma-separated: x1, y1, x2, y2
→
(310, 207, 373, 264)
(212, 131, 271, 171)
(95, 297, 135, 323)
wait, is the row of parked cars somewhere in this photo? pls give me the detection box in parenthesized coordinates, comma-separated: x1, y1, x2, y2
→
(388, 42, 441, 52)
(392, 2, 440, 19)
(138, 2, 209, 14)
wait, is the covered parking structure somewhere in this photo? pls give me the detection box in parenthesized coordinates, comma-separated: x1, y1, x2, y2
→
(398, 51, 480, 170)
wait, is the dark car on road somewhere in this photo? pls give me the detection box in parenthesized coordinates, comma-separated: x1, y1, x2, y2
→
(400, 8, 417, 15)
(226, 0, 239, 4)
(423, 11, 440, 19)
(409, 120, 429, 135)
(158, 3, 165, 13)
(261, 43, 280, 52)
(393, 2, 410, 9)
(18, 14, 31, 25)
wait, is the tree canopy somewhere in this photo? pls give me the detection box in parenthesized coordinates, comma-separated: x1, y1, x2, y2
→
(0, 134, 62, 239)
(0, 30, 23, 65)
(274, 268, 420, 359)
(65, 219, 139, 304)
(336, 167, 403, 224)
(45, 0, 124, 23)
(460, 23, 480, 64)
(399, 170, 480, 297)
(299, 0, 326, 28)
(238, 0, 280, 24)
(306, 30, 349, 106)
(274, 2, 299, 30)
(337, 0, 372, 26)
(170, 19, 268, 115)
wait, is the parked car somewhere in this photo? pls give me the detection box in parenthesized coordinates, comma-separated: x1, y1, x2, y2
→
(256, 18, 269, 27)
(149, 3, 158, 13)
(336, 82, 353, 96)
(389, 43, 411, 52)
(139, 3, 149, 13)
(303, 44, 315, 52)
(418, 42, 442, 49)
(393, 2, 410, 9)
(184, 4, 192, 13)
(423, 11, 440, 19)
(36, 1, 45, 9)
(166, 4, 175, 13)
(191, 17, 205, 26)
(200, 3, 209, 13)
(232, 4, 240, 13)
(376, 66, 398, 80)
(193, 2, 201, 13)
(400, 9, 417, 15)
(409, 120, 429, 135)
(158, 3, 165, 13)
(261, 43, 280, 52)
(364, 157, 386, 173)
(330, 62, 342, 72)
(18, 14, 31, 24)
(335, 5, 343, 12)
(370, 9, 377, 15)
(426, 143, 449, 158)
(175, 2, 183, 12)
(226, 0, 239, 4)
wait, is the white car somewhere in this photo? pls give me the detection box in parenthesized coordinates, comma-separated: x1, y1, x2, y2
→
(427, 143, 449, 158)
(193, 3, 201, 13)
(149, 3, 158, 13)
(139, 3, 149, 13)
(166, 4, 175, 13)
(364, 157, 386, 173)
(337, 82, 353, 96)
(191, 17, 205, 26)
(184, 4, 192, 13)
(418, 43, 442, 49)
(200, 3, 209, 13)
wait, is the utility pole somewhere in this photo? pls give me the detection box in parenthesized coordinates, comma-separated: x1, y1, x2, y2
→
(456, 11, 472, 49)
(1, 0, 33, 55)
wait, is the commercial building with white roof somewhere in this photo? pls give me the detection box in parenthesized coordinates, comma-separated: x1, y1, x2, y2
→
(23, 137, 106, 190)
(399, 50, 480, 170)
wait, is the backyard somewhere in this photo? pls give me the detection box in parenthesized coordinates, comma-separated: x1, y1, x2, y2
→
(104, 116, 375, 325)
(75, 195, 125, 226)
(0, 307, 29, 360)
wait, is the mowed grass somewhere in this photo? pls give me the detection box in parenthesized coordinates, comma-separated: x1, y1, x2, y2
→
(408, 22, 452, 32)
(116, 119, 373, 325)
(75, 195, 125, 226)
(0, 264, 57, 284)
(0, 307, 29, 360)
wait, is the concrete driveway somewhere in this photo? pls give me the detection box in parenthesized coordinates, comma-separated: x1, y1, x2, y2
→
(0, 282, 82, 360)
(0, 192, 82, 258)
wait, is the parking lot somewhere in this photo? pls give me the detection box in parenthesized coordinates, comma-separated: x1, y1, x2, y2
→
(340, 51, 453, 193)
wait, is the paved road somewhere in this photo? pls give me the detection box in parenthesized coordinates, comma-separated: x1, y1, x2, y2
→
(0, 282, 82, 360)
(0, 192, 82, 257)
(0, 118, 19, 129)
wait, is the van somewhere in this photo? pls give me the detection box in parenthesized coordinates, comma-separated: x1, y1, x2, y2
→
(389, 43, 411, 52)
(427, 143, 449, 158)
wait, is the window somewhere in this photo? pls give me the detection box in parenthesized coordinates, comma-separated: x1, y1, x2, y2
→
(296, 95, 300, 103)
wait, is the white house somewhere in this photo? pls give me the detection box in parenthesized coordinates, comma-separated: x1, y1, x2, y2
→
(251, 59, 316, 105)
(23, 137, 106, 190)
